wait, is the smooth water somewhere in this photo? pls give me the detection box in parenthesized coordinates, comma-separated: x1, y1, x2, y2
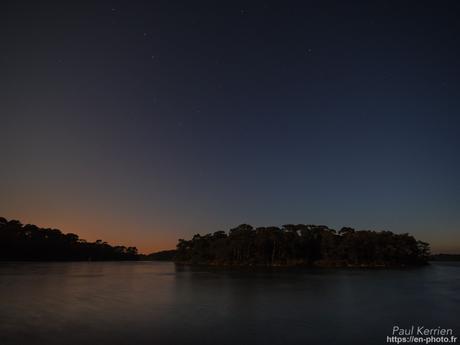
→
(0, 261, 458, 345)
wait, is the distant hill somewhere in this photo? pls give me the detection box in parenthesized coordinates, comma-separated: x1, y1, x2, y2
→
(430, 254, 460, 261)
(0, 217, 138, 261)
(175, 224, 431, 267)
(146, 250, 177, 261)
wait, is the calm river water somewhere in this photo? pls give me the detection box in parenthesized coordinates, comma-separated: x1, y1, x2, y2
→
(0, 261, 458, 345)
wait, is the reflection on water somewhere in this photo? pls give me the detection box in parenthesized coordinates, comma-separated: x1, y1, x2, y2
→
(0, 262, 458, 345)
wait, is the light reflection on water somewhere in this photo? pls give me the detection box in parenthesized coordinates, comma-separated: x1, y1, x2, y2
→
(0, 262, 458, 345)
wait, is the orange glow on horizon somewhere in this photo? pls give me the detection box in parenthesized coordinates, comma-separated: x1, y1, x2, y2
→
(2, 202, 459, 255)
(2, 210, 179, 255)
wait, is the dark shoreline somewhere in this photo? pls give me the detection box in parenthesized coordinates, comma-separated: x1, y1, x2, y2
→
(173, 260, 429, 269)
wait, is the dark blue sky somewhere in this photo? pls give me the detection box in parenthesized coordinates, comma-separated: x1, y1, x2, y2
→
(1, 1, 459, 253)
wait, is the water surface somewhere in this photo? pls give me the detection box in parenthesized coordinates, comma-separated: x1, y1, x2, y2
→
(0, 261, 458, 345)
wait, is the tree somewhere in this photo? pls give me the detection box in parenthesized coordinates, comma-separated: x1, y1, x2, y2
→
(174, 223, 430, 267)
(0, 216, 139, 261)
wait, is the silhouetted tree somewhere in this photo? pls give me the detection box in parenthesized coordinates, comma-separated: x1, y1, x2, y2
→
(174, 223, 430, 267)
(0, 217, 139, 261)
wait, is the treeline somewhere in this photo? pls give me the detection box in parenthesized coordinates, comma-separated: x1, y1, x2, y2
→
(0, 217, 138, 261)
(175, 224, 430, 267)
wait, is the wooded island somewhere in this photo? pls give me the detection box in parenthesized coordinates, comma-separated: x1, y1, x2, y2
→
(175, 224, 430, 267)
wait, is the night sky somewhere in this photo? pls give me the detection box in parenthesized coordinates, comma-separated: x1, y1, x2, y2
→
(2, 1, 459, 253)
